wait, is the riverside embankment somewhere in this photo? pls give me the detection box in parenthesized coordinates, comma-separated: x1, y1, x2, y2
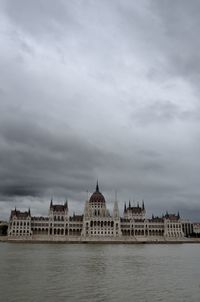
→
(2, 236, 200, 244)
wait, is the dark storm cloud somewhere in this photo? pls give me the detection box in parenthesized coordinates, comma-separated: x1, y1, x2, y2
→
(0, 115, 121, 198)
(0, 111, 168, 199)
(0, 0, 200, 220)
(151, 1, 200, 82)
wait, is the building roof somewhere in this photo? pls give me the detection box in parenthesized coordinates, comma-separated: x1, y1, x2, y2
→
(70, 215, 83, 222)
(164, 213, 180, 221)
(10, 209, 31, 219)
(124, 201, 145, 213)
(50, 200, 68, 212)
(126, 207, 143, 214)
(89, 182, 106, 204)
(51, 205, 66, 211)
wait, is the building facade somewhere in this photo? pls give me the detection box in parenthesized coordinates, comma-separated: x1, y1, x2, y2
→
(8, 183, 187, 240)
(193, 223, 200, 236)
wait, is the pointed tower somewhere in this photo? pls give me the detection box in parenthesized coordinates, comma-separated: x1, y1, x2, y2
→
(64, 199, 68, 210)
(84, 199, 89, 218)
(124, 202, 127, 213)
(96, 180, 99, 192)
(142, 200, 145, 210)
(113, 194, 121, 237)
(113, 200, 119, 219)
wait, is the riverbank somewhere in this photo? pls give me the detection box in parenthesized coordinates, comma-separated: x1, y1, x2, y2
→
(1, 236, 200, 244)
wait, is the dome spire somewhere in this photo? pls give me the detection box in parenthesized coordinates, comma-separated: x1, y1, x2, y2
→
(89, 181, 105, 204)
(96, 180, 99, 192)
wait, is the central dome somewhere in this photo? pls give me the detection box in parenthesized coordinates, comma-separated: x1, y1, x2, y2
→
(89, 182, 106, 204)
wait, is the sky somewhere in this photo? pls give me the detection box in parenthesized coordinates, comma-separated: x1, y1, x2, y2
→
(0, 0, 200, 221)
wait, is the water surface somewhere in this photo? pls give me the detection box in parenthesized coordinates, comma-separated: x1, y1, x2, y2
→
(0, 243, 200, 302)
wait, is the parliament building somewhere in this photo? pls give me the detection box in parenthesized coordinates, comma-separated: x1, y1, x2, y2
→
(8, 182, 192, 241)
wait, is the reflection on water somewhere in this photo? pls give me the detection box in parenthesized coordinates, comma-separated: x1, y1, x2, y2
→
(0, 243, 200, 302)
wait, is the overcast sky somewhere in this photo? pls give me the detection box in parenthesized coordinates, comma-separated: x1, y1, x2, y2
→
(0, 0, 200, 221)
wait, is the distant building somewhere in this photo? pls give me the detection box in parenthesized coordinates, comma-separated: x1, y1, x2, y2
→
(193, 223, 200, 236)
(8, 182, 190, 240)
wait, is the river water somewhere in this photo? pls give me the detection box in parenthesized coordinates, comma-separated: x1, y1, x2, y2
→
(0, 243, 200, 302)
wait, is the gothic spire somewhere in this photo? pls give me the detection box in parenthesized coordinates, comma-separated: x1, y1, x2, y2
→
(113, 200, 119, 218)
(64, 199, 68, 210)
(96, 180, 99, 192)
(142, 200, 145, 210)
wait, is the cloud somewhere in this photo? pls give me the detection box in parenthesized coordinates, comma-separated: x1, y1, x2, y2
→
(151, 1, 200, 82)
(130, 99, 200, 125)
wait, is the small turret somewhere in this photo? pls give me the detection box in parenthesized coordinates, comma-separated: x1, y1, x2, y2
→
(124, 202, 127, 213)
(64, 200, 68, 210)
(142, 200, 145, 210)
(113, 200, 119, 219)
(128, 200, 131, 208)
(96, 180, 99, 192)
